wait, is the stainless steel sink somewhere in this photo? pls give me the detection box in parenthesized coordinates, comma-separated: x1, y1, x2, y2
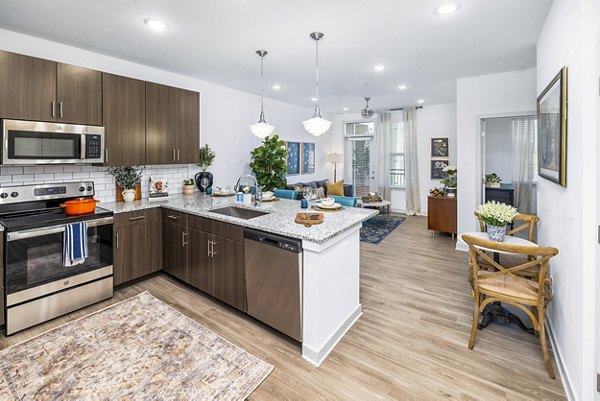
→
(209, 206, 268, 220)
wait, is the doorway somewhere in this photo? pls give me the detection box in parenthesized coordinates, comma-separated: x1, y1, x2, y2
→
(480, 115, 538, 216)
(345, 121, 375, 197)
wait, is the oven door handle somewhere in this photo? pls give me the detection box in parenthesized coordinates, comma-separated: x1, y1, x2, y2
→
(6, 216, 114, 242)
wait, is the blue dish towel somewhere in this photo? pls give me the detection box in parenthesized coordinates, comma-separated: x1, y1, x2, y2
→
(63, 222, 88, 267)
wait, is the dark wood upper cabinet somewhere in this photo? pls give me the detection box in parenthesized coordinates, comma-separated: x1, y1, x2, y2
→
(0, 50, 102, 125)
(0, 50, 56, 121)
(146, 82, 177, 165)
(176, 88, 200, 164)
(103, 73, 146, 166)
(56, 63, 102, 125)
(146, 83, 199, 165)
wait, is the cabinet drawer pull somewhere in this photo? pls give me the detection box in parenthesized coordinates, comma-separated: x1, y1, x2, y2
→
(115, 233, 119, 249)
(105, 148, 108, 163)
(211, 241, 217, 258)
(173, 148, 176, 162)
(129, 216, 145, 221)
(167, 215, 180, 220)
(59, 101, 64, 118)
(177, 149, 180, 161)
(207, 240, 212, 257)
(182, 231, 188, 247)
(51, 101, 56, 118)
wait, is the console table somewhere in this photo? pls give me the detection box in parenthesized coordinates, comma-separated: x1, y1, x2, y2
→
(427, 195, 457, 240)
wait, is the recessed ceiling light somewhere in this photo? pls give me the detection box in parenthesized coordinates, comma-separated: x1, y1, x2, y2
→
(343, 108, 349, 111)
(272, 84, 281, 90)
(311, 97, 318, 102)
(417, 99, 425, 104)
(144, 18, 169, 31)
(373, 65, 386, 72)
(398, 85, 408, 90)
(435, 2, 461, 15)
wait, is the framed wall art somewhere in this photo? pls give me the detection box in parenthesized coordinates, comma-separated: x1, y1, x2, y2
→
(537, 66, 567, 187)
(431, 159, 448, 180)
(301, 142, 315, 174)
(430, 137, 449, 158)
(286, 141, 300, 175)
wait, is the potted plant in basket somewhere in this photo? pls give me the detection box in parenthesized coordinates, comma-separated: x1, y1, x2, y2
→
(477, 201, 519, 242)
(195, 144, 216, 192)
(107, 166, 145, 202)
(183, 178, 195, 195)
(441, 164, 457, 197)
(485, 173, 502, 188)
(249, 135, 287, 191)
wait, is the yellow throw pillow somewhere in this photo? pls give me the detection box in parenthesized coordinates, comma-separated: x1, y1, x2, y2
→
(326, 180, 345, 196)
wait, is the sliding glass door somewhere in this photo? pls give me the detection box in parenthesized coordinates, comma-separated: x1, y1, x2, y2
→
(351, 139, 373, 197)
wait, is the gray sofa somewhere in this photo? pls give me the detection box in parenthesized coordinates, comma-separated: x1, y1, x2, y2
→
(286, 179, 354, 199)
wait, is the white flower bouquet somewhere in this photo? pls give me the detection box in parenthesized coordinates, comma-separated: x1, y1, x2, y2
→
(477, 201, 518, 227)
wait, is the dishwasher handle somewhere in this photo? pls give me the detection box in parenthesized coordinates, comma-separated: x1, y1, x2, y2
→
(244, 228, 302, 253)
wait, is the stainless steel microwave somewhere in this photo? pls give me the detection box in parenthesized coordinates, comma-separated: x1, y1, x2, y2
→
(2, 119, 104, 165)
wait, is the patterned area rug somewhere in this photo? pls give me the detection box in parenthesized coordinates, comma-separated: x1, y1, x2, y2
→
(360, 214, 406, 244)
(0, 292, 273, 400)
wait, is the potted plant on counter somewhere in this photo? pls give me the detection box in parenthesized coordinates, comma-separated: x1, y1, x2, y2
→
(108, 166, 145, 202)
(485, 173, 502, 188)
(477, 201, 519, 242)
(183, 178, 195, 195)
(249, 135, 287, 191)
(195, 144, 216, 192)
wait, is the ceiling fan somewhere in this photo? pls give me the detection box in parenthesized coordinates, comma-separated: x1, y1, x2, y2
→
(361, 97, 374, 119)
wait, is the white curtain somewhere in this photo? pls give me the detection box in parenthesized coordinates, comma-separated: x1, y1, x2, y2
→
(374, 113, 392, 200)
(511, 116, 536, 214)
(404, 108, 421, 215)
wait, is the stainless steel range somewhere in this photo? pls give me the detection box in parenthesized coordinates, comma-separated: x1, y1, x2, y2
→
(0, 181, 113, 335)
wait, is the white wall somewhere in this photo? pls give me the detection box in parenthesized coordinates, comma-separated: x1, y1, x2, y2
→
(455, 68, 537, 239)
(484, 117, 513, 183)
(330, 103, 456, 214)
(0, 28, 331, 200)
(536, 0, 600, 399)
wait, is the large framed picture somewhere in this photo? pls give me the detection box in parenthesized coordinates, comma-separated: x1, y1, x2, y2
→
(537, 66, 568, 187)
(430, 137, 449, 157)
(286, 141, 300, 175)
(431, 159, 448, 179)
(301, 142, 315, 174)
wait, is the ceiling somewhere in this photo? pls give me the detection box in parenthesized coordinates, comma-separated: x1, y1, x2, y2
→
(0, 0, 552, 114)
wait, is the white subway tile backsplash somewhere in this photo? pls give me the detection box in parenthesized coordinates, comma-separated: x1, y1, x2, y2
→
(34, 173, 55, 181)
(63, 166, 83, 173)
(11, 174, 34, 182)
(1, 167, 23, 175)
(72, 172, 90, 179)
(43, 166, 64, 173)
(23, 166, 45, 174)
(54, 173, 74, 180)
(81, 166, 99, 172)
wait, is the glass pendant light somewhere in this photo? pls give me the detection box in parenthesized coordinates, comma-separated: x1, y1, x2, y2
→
(250, 50, 275, 139)
(303, 32, 332, 137)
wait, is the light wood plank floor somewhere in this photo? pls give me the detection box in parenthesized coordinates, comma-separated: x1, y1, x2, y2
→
(0, 216, 566, 400)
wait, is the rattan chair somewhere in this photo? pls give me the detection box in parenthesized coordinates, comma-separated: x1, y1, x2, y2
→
(462, 233, 559, 379)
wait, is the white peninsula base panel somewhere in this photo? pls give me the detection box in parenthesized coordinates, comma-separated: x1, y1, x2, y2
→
(301, 224, 362, 366)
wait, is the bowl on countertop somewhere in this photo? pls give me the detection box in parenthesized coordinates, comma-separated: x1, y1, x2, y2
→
(262, 191, 274, 200)
(320, 197, 335, 207)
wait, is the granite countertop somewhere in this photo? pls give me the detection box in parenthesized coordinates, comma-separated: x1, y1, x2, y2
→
(102, 194, 378, 244)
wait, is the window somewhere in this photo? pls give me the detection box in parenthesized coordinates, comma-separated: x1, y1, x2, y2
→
(390, 118, 405, 188)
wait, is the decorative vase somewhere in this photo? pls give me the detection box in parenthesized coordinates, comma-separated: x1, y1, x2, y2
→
(183, 184, 195, 195)
(488, 182, 501, 188)
(122, 189, 136, 202)
(487, 224, 507, 242)
(444, 186, 457, 198)
(194, 171, 214, 192)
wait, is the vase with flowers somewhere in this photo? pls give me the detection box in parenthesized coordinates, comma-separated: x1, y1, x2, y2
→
(107, 165, 145, 202)
(440, 164, 457, 197)
(477, 201, 519, 242)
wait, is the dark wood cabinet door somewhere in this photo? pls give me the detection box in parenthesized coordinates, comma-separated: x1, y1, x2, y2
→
(0, 50, 56, 121)
(162, 221, 188, 282)
(56, 63, 102, 125)
(212, 236, 246, 312)
(187, 228, 213, 294)
(176, 88, 200, 163)
(102, 73, 146, 165)
(114, 223, 146, 286)
(146, 82, 177, 165)
(145, 208, 163, 274)
(427, 196, 457, 235)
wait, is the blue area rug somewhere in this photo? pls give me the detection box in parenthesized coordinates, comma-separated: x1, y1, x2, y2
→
(360, 215, 405, 244)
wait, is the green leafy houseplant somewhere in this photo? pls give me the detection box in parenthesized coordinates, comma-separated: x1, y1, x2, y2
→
(249, 135, 287, 191)
(197, 145, 216, 171)
(485, 173, 502, 186)
(477, 201, 519, 227)
(107, 166, 145, 190)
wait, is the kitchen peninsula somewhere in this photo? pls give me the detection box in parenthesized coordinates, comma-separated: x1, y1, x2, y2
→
(103, 194, 377, 366)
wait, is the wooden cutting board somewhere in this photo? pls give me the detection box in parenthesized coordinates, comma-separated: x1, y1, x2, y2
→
(295, 212, 324, 227)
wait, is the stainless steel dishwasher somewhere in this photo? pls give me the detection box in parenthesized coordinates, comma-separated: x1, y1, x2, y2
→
(244, 228, 303, 342)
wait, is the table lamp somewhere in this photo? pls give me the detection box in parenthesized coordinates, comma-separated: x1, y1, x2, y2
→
(325, 153, 343, 182)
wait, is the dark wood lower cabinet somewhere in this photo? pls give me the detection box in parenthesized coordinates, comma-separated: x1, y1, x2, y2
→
(427, 195, 457, 238)
(114, 209, 163, 286)
(188, 228, 212, 294)
(163, 221, 188, 282)
(212, 237, 246, 312)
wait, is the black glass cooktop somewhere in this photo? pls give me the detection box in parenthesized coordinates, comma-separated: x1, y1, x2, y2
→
(0, 206, 113, 232)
